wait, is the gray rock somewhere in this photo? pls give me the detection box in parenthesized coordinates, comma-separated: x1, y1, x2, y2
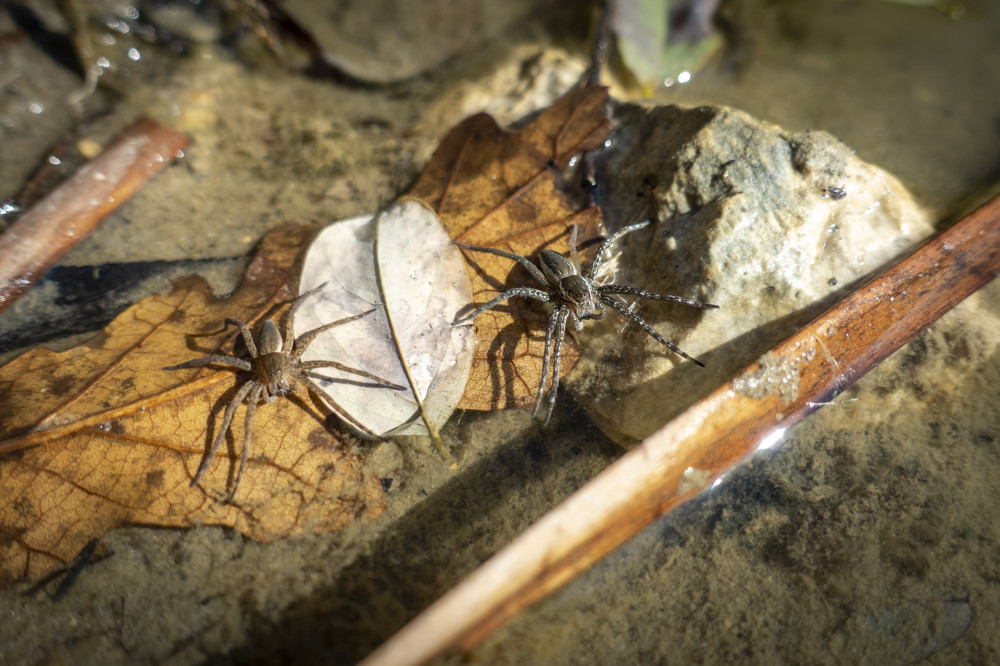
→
(570, 102, 934, 442)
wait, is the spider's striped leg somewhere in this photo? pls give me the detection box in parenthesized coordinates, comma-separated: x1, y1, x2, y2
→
(530, 305, 559, 420)
(293, 310, 374, 359)
(191, 380, 256, 489)
(600, 285, 717, 310)
(590, 220, 651, 279)
(539, 307, 571, 426)
(455, 243, 550, 286)
(453, 287, 551, 325)
(281, 282, 329, 352)
(301, 360, 404, 390)
(228, 383, 264, 502)
(567, 223, 580, 270)
(578, 300, 606, 324)
(224, 318, 259, 357)
(602, 295, 706, 367)
(302, 377, 384, 441)
(164, 356, 252, 372)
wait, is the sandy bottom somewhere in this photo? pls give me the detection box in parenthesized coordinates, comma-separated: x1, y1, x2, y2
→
(1, 0, 999, 664)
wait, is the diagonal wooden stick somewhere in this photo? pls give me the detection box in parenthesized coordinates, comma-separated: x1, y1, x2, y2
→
(0, 118, 190, 314)
(361, 192, 1000, 666)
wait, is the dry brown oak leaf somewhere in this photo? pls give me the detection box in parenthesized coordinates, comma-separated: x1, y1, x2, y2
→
(407, 85, 611, 411)
(0, 225, 385, 586)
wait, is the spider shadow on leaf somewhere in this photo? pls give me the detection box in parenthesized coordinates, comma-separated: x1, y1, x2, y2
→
(174, 292, 294, 358)
(485, 317, 550, 412)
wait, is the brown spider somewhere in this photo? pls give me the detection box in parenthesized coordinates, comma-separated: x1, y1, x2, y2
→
(455, 220, 718, 425)
(165, 284, 403, 500)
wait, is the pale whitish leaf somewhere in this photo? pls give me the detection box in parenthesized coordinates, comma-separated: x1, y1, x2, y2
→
(295, 199, 475, 444)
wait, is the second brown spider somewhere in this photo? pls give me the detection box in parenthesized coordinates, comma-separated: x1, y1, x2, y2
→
(166, 284, 403, 500)
(455, 220, 718, 425)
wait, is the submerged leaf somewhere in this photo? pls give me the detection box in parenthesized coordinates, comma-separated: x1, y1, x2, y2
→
(611, 0, 723, 93)
(282, 0, 482, 84)
(612, 0, 669, 90)
(295, 199, 475, 445)
(406, 85, 612, 411)
(0, 226, 385, 586)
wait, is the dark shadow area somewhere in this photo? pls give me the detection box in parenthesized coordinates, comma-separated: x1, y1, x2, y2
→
(4, 3, 80, 75)
(216, 279, 872, 663)
(0, 257, 244, 355)
(224, 395, 621, 665)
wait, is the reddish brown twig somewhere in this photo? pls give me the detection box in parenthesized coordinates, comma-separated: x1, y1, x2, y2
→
(361, 192, 1000, 666)
(0, 118, 190, 314)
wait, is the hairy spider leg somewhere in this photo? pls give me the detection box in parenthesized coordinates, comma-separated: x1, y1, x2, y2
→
(578, 300, 607, 323)
(590, 220, 652, 280)
(453, 287, 552, 325)
(602, 295, 706, 366)
(567, 223, 581, 270)
(290, 298, 403, 440)
(190, 380, 255, 489)
(300, 376, 383, 440)
(224, 318, 260, 358)
(300, 359, 404, 389)
(229, 383, 264, 501)
(292, 310, 373, 359)
(601, 285, 718, 310)
(545, 306, 572, 425)
(532, 304, 562, 420)
(283, 282, 330, 353)
(532, 305, 571, 425)
(455, 243, 550, 286)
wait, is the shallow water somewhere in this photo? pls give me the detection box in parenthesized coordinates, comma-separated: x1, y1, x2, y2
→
(0, 1, 998, 664)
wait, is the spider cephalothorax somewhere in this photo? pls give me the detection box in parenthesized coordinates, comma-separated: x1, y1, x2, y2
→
(165, 284, 403, 500)
(455, 220, 717, 425)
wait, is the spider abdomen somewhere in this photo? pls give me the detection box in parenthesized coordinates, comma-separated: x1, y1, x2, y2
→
(539, 249, 578, 282)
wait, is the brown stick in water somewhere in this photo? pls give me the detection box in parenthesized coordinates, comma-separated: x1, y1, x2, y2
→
(361, 192, 1000, 666)
(0, 118, 190, 314)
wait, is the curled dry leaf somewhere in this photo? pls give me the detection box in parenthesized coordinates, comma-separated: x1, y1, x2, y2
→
(295, 199, 475, 448)
(0, 226, 385, 586)
(406, 85, 612, 411)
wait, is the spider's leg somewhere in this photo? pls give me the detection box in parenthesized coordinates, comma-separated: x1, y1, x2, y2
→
(191, 380, 256, 489)
(224, 318, 259, 358)
(301, 360, 405, 390)
(602, 295, 706, 367)
(281, 282, 329, 352)
(164, 356, 253, 372)
(568, 223, 580, 271)
(531, 305, 564, 420)
(293, 310, 374, 358)
(455, 243, 550, 286)
(541, 307, 571, 426)
(454, 287, 551, 324)
(577, 300, 606, 324)
(590, 220, 651, 280)
(303, 377, 384, 441)
(228, 383, 263, 502)
(600, 285, 718, 310)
